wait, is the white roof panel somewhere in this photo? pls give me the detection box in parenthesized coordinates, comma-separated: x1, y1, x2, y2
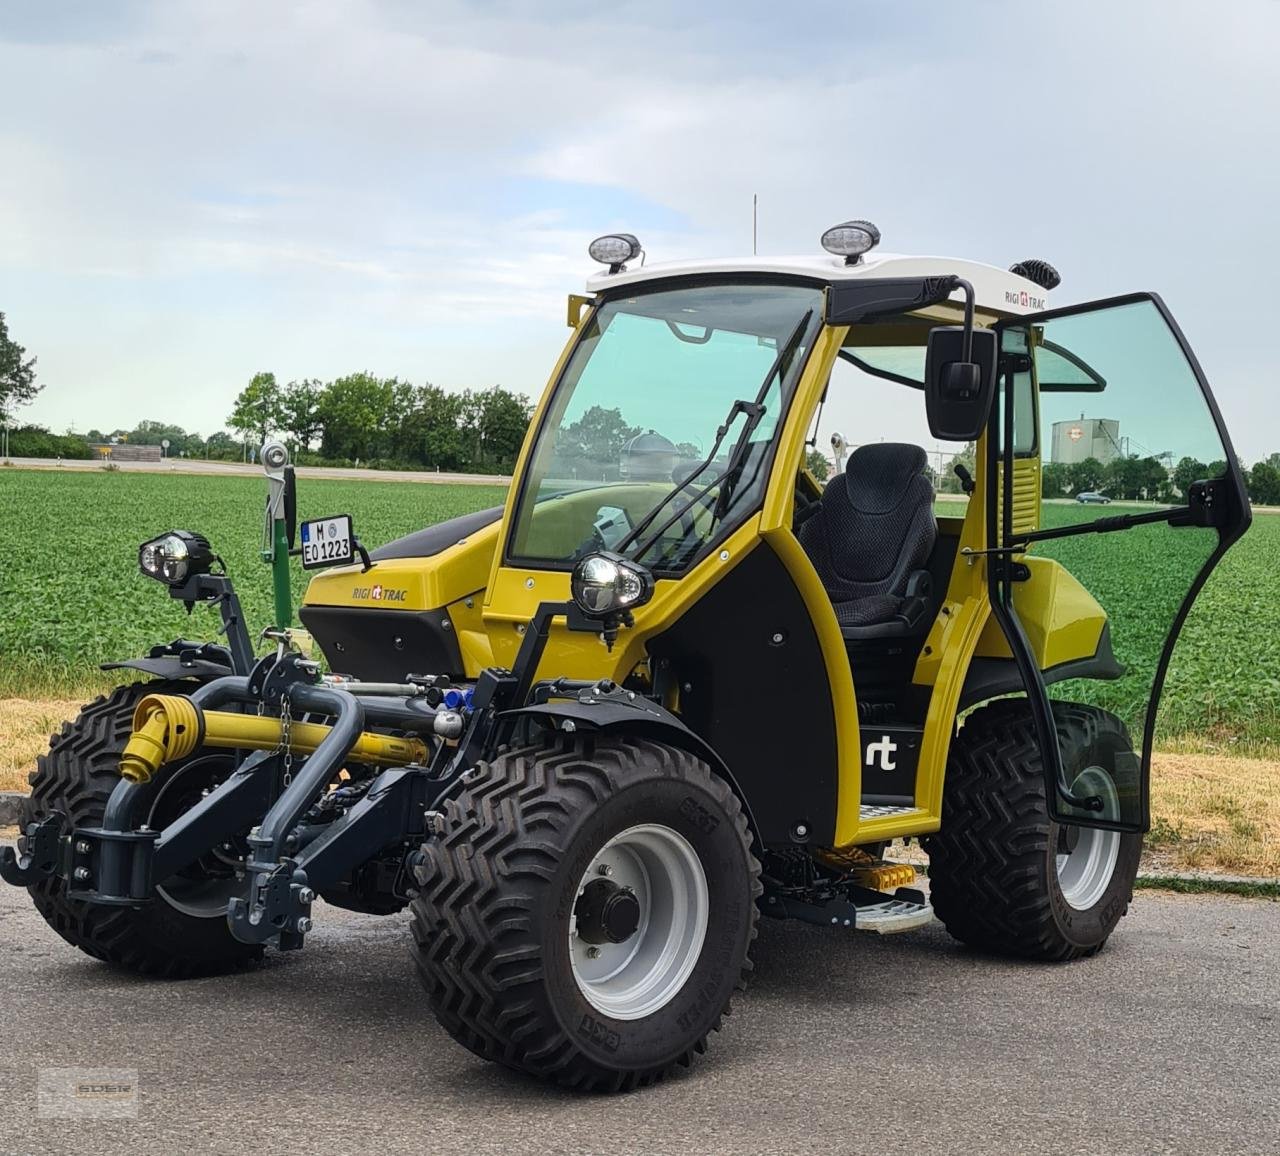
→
(585, 251, 1052, 315)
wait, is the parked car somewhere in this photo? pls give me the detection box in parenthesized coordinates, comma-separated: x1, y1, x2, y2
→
(1076, 490, 1112, 504)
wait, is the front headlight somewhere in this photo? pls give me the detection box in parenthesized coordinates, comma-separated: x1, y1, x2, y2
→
(138, 530, 215, 585)
(570, 551, 654, 618)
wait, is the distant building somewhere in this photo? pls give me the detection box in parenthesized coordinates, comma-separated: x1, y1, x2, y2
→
(1050, 417, 1121, 465)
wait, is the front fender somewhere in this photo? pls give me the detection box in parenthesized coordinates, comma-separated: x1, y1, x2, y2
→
(500, 696, 759, 847)
(101, 639, 235, 683)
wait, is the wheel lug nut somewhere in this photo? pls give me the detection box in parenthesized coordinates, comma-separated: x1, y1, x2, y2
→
(586, 946, 601, 959)
(597, 864, 612, 876)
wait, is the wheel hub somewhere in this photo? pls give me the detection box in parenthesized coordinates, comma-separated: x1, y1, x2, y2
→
(568, 823, 710, 1021)
(1055, 765, 1122, 912)
(574, 879, 642, 945)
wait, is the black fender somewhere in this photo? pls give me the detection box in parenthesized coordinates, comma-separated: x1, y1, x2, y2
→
(500, 696, 760, 849)
(101, 639, 235, 684)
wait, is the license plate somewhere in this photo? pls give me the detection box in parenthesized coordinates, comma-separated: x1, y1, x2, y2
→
(300, 514, 355, 570)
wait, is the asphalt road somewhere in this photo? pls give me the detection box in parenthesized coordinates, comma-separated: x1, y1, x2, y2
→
(0, 886, 1276, 1156)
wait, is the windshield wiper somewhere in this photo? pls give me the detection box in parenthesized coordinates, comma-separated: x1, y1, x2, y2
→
(618, 308, 814, 564)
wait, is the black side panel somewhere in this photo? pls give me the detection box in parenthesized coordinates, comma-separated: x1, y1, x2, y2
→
(298, 605, 465, 681)
(647, 541, 839, 847)
(369, 507, 504, 562)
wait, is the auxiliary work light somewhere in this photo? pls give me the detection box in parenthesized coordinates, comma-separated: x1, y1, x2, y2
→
(820, 219, 881, 264)
(588, 233, 642, 274)
(138, 530, 217, 586)
(570, 551, 654, 618)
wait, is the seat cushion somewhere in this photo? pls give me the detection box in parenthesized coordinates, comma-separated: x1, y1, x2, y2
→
(832, 594, 903, 629)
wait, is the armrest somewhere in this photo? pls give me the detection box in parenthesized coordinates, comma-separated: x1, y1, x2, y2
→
(903, 570, 932, 600)
(897, 570, 933, 630)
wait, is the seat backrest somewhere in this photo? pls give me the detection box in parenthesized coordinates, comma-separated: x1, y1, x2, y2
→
(798, 443, 937, 603)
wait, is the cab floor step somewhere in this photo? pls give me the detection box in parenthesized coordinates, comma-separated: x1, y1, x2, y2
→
(852, 896, 934, 935)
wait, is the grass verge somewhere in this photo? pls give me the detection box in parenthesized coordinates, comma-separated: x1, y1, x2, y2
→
(1134, 875, 1280, 900)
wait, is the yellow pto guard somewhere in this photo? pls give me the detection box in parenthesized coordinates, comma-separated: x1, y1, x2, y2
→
(119, 693, 427, 784)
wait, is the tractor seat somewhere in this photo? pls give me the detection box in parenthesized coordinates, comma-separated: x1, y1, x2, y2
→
(798, 443, 938, 640)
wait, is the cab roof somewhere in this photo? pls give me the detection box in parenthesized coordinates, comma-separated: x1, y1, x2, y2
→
(585, 252, 1051, 317)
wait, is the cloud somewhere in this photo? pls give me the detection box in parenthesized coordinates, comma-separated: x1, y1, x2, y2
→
(0, 0, 1275, 460)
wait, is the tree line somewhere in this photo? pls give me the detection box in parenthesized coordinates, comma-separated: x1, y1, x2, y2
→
(224, 372, 532, 472)
(936, 445, 1280, 505)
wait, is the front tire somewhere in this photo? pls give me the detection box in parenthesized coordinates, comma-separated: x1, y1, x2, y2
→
(21, 682, 263, 977)
(923, 700, 1142, 961)
(409, 735, 760, 1091)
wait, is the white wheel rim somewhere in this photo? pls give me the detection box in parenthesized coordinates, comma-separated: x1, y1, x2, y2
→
(569, 823, 709, 1021)
(1055, 765, 1122, 911)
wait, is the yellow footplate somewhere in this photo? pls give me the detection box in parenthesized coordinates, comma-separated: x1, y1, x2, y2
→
(817, 848, 918, 891)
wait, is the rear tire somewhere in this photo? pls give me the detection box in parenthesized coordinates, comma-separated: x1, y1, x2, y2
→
(21, 682, 263, 977)
(409, 734, 760, 1091)
(923, 699, 1142, 961)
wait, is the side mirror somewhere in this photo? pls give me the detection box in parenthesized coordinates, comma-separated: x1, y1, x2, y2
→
(924, 327, 998, 441)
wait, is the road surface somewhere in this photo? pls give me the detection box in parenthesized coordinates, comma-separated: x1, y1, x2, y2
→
(0, 883, 1275, 1155)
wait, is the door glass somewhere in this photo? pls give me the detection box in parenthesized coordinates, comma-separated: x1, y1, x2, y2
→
(1001, 298, 1231, 830)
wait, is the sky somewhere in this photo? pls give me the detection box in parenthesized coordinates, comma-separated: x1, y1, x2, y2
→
(1, 0, 1277, 462)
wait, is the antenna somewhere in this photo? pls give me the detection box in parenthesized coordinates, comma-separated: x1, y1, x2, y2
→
(753, 193, 758, 255)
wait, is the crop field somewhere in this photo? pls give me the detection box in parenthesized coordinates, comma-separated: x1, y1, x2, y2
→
(0, 468, 506, 696)
(1, 468, 1278, 749)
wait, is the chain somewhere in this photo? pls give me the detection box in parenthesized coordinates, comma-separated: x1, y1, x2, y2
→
(280, 693, 294, 787)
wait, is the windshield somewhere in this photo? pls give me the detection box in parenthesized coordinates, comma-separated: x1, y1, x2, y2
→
(508, 282, 824, 570)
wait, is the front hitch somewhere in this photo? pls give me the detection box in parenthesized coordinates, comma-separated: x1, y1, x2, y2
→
(0, 814, 64, 886)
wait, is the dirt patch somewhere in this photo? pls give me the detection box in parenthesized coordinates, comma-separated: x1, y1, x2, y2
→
(0, 697, 84, 793)
(1147, 751, 1280, 876)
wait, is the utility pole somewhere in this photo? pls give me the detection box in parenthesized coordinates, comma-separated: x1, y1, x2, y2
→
(752, 193, 758, 256)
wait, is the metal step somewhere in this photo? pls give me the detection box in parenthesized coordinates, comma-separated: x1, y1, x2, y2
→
(853, 896, 935, 935)
(859, 803, 924, 821)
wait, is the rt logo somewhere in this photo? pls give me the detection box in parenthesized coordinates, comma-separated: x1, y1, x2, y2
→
(865, 736, 897, 771)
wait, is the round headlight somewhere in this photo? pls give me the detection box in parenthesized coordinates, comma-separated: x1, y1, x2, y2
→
(570, 552, 654, 618)
(820, 219, 881, 264)
(138, 530, 215, 586)
(588, 233, 642, 273)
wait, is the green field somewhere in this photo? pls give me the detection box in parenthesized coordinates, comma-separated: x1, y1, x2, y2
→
(1, 469, 1277, 749)
(0, 469, 506, 695)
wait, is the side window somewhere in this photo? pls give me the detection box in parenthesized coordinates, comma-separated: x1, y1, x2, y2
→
(809, 344, 970, 508)
(1012, 299, 1228, 510)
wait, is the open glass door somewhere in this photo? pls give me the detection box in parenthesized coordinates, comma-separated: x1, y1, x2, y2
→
(991, 294, 1251, 833)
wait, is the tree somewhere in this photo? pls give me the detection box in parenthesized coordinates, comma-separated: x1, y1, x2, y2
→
(204, 431, 241, 460)
(407, 384, 469, 470)
(1041, 460, 1070, 498)
(316, 372, 396, 462)
(0, 312, 40, 422)
(474, 386, 532, 472)
(938, 443, 976, 494)
(1106, 454, 1168, 501)
(1067, 456, 1106, 494)
(1249, 459, 1280, 506)
(560, 406, 640, 466)
(1172, 456, 1208, 497)
(227, 371, 284, 446)
(805, 448, 831, 482)
(280, 379, 324, 451)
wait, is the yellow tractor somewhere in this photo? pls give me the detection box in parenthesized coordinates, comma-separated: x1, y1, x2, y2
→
(4, 221, 1250, 1091)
